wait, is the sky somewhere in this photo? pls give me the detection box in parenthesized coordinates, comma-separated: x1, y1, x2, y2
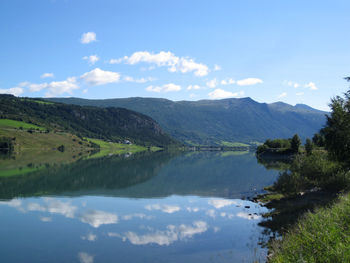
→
(1, 0, 350, 111)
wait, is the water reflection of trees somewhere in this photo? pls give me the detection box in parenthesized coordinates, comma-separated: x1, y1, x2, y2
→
(0, 151, 280, 200)
(0, 151, 175, 200)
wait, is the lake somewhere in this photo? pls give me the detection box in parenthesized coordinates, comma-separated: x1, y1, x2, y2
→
(0, 151, 279, 263)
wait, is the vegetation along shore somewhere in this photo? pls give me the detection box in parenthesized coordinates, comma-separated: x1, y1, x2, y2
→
(255, 80, 350, 262)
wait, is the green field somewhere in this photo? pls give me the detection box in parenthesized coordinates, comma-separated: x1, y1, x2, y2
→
(0, 119, 45, 130)
(20, 98, 55, 105)
(86, 138, 151, 158)
(220, 141, 250, 147)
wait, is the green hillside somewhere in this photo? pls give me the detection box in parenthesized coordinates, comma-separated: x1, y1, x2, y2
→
(48, 97, 327, 145)
(0, 95, 176, 146)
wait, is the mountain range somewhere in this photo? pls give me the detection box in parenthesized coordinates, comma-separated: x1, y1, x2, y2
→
(47, 97, 328, 145)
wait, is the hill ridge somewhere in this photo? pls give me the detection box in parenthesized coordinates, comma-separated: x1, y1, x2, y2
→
(47, 96, 327, 145)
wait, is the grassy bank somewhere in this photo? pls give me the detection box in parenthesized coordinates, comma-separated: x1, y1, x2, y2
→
(269, 192, 350, 263)
(85, 138, 160, 159)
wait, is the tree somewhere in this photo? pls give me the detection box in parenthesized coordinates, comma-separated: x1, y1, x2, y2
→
(312, 133, 325, 147)
(305, 138, 313, 156)
(291, 134, 301, 153)
(322, 78, 350, 162)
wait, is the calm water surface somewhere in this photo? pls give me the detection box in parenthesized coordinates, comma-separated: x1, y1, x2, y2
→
(0, 151, 279, 263)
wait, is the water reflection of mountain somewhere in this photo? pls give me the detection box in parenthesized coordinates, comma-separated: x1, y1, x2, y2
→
(0, 151, 279, 200)
(0, 151, 173, 200)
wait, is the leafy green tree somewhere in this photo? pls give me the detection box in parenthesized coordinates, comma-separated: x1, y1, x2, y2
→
(291, 134, 301, 153)
(312, 133, 325, 147)
(305, 138, 313, 156)
(322, 78, 350, 163)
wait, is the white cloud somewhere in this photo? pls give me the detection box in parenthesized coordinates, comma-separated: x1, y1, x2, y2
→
(0, 199, 25, 212)
(122, 213, 152, 220)
(236, 78, 263, 86)
(25, 78, 80, 97)
(109, 58, 123, 64)
(305, 82, 318, 90)
(81, 32, 97, 44)
(40, 217, 52, 222)
(45, 199, 77, 218)
(120, 229, 178, 246)
(213, 226, 220, 233)
(286, 81, 300, 89)
(27, 203, 46, 212)
(2, 198, 77, 218)
(124, 76, 155, 83)
(186, 207, 200, 212)
(41, 73, 54, 79)
(206, 209, 216, 218)
(208, 89, 244, 99)
(110, 221, 208, 246)
(221, 78, 235, 85)
(0, 87, 24, 96)
(236, 212, 261, 220)
(83, 55, 99, 65)
(296, 92, 304, 96)
(81, 233, 97, 241)
(81, 68, 120, 86)
(78, 252, 94, 263)
(178, 221, 208, 239)
(214, 64, 221, 71)
(45, 77, 80, 97)
(117, 51, 209, 77)
(206, 78, 218, 88)
(286, 80, 318, 90)
(145, 204, 181, 214)
(278, 92, 287, 98)
(80, 210, 118, 228)
(219, 212, 235, 219)
(146, 83, 181, 93)
(29, 83, 49, 92)
(187, 85, 201, 90)
(208, 199, 240, 209)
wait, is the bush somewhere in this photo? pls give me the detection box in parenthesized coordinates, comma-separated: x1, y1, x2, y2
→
(264, 138, 291, 149)
(57, 145, 65, 152)
(272, 152, 345, 195)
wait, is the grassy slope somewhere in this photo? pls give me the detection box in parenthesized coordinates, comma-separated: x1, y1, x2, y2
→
(85, 138, 158, 159)
(0, 119, 45, 130)
(270, 192, 350, 263)
(0, 95, 176, 147)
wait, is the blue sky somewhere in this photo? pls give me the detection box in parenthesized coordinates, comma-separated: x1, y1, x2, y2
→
(1, 0, 350, 110)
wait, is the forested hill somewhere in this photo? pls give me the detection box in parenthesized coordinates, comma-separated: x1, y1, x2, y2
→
(0, 95, 176, 146)
(47, 97, 327, 145)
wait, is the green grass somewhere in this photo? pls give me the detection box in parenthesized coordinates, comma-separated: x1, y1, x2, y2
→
(220, 151, 249, 157)
(86, 138, 149, 158)
(21, 98, 55, 105)
(220, 141, 250, 147)
(270, 192, 350, 263)
(150, 146, 163, 152)
(0, 166, 43, 177)
(0, 119, 45, 130)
